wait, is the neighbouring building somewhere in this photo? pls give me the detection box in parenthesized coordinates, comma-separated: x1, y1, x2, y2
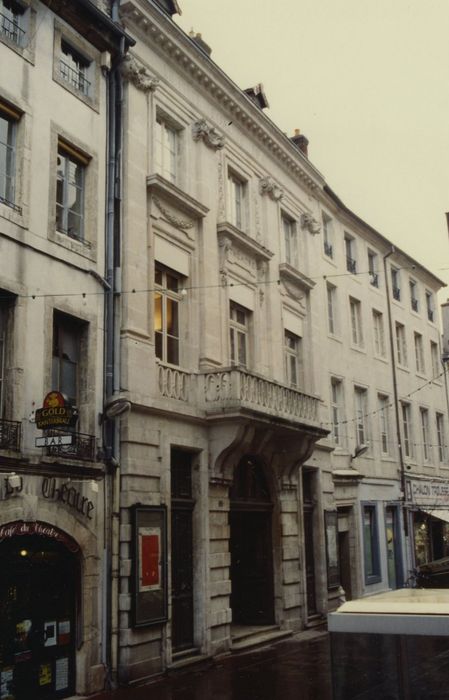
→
(0, 1, 132, 698)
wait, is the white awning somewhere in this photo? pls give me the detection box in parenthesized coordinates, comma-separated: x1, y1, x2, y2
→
(420, 509, 449, 524)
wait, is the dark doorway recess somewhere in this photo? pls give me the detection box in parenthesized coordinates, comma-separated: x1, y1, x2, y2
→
(230, 456, 274, 626)
(0, 534, 79, 700)
(302, 469, 317, 616)
(171, 449, 195, 652)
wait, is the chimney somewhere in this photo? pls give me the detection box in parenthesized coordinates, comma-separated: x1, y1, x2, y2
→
(244, 83, 269, 110)
(189, 30, 212, 56)
(290, 128, 309, 157)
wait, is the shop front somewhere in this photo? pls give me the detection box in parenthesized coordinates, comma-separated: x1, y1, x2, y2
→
(406, 476, 449, 567)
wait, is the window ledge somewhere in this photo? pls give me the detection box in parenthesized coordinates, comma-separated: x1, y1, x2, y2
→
(147, 173, 209, 219)
(327, 332, 343, 343)
(349, 344, 366, 355)
(50, 228, 96, 262)
(217, 221, 273, 262)
(279, 263, 315, 292)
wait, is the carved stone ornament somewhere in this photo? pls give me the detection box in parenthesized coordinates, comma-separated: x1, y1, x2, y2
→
(259, 176, 284, 202)
(301, 212, 321, 235)
(153, 197, 194, 230)
(192, 119, 225, 150)
(120, 54, 159, 92)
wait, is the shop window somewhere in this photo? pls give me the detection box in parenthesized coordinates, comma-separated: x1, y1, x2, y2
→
(362, 504, 381, 583)
(52, 311, 85, 407)
(230, 302, 250, 368)
(154, 264, 182, 366)
(284, 330, 303, 389)
(56, 141, 88, 241)
(155, 115, 179, 184)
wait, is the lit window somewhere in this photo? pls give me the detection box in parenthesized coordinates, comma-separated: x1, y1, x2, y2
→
(372, 310, 385, 357)
(330, 377, 344, 445)
(322, 212, 333, 258)
(355, 386, 368, 446)
(283, 215, 298, 268)
(401, 402, 413, 459)
(344, 234, 356, 273)
(350, 297, 363, 347)
(56, 142, 87, 241)
(436, 413, 446, 463)
(420, 408, 431, 463)
(60, 40, 91, 96)
(327, 283, 337, 335)
(154, 264, 181, 366)
(227, 171, 246, 230)
(409, 280, 419, 312)
(230, 302, 249, 367)
(368, 250, 379, 287)
(414, 332, 425, 374)
(0, 103, 19, 209)
(155, 116, 178, 183)
(284, 330, 303, 388)
(52, 312, 83, 407)
(362, 504, 380, 582)
(395, 322, 407, 366)
(0, 0, 26, 46)
(378, 394, 390, 455)
(391, 267, 400, 301)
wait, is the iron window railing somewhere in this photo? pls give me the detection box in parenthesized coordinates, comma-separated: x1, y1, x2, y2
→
(346, 256, 357, 274)
(369, 272, 379, 287)
(59, 60, 90, 96)
(324, 241, 333, 258)
(0, 194, 22, 214)
(411, 298, 419, 312)
(0, 418, 21, 451)
(392, 286, 401, 301)
(428, 308, 434, 322)
(0, 11, 25, 45)
(44, 429, 97, 461)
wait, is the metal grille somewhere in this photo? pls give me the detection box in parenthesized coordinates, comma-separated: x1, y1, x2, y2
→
(0, 11, 24, 45)
(0, 418, 21, 451)
(59, 60, 90, 95)
(45, 429, 96, 461)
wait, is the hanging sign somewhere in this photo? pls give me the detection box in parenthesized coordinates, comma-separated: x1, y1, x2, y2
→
(35, 392, 78, 430)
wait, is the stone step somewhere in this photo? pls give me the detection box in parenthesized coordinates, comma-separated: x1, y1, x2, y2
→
(167, 651, 212, 674)
(231, 627, 293, 652)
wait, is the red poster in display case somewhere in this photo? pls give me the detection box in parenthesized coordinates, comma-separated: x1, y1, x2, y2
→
(139, 528, 161, 590)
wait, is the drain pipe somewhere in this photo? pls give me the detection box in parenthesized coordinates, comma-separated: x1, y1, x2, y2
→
(383, 247, 410, 577)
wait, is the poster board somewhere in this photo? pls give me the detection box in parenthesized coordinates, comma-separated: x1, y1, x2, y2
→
(131, 505, 168, 627)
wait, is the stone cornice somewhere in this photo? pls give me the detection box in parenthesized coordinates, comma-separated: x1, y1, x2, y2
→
(147, 173, 209, 219)
(279, 263, 315, 292)
(217, 222, 273, 263)
(120, 0, 324, 192)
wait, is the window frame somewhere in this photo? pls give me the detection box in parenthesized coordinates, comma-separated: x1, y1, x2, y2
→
(0, 101, 20, 212)
(51, 310, 84, 408)
(330, 377, 344, 446)
(414, 332, 425, 374)
(430, 340, 440, 378)
(349, 297, 363, 348)
(395, 322, 408, 367)
(344, 233, 357, 274)
(322, 212, 333, 258)
(368, 250, 379, 287)
(326, 283, 337, 336)
(425, 291, 435, 322)
(154, 114, 179, 185)
(391, 266, 401, 301)
(56, 140, 87, 242)
(229, 301, 250, 368)
(154, 263, 182, 367)
(409, 279, 419, 313)
(362, 503, 381, 584)
(436, 413, 446, 464)
(401, 401, 414, 459)
(378, 394, 390, 456)
(53, 21, 99, 110)
(372, 309, 386, 358)
(284, 329, 303, 389)
(420, 407, 431, 463)
(0, 0, 28, 48)
(227, 169, 247, 231)
(354, 386, 369, 447)
(282, 213, 298, 268)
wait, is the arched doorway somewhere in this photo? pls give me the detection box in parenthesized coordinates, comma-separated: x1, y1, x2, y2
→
(0, 523, 79, 700)
(229, 456, 274, 625)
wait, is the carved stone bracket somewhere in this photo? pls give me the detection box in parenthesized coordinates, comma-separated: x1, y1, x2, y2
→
(192, 119, 225, 150)
(259, 176, 284, 202)
(153, 196, 194, 231)
(301, 212, 321, 235)
(120, 54, 159, 92)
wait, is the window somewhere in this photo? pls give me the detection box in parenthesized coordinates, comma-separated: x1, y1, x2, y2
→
(391, 267, 400, 301)
(322, 212, 333, 258)
(362, 504, 380, 583)
(327, 283, 337, 335)
(395, 322, 407, 366)
(344, 234, 356, 273)
(60, 40, 91, 96)
(409, 280, 419, 312)
(401, 402, 413, 459)
(349, 297, 363, 347)
(227, 171, 246, 230)
(0, 103, 19, 209)
(154, 264, 181, 366)
(56, 142, 87, 241)
(52, 312, 83, 407)
(0, 302, 7, 417)
(420, 407, 431, 463)
(414, 333, 425, 374)
(372, 310, 385, 357)
(330, 377, 344, 445)
(355, 386, 368, 446)
(230, 302, 250, 367)
(430, 341, 440, 378)
(378, 395, 390, 455)
(155, 116, 178, 184)
(426, 291, 434, 322)
(0, 0, 26, 46)
(368, 250, 379, 287)
(436, 413, 446, 463)
(282, 215, 298, 268)
(284, 330, 303, 388)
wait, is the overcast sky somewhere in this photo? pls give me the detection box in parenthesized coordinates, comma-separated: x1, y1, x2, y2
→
(176, 1, 449, 299)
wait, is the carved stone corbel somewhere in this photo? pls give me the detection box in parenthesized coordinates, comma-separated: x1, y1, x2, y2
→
(301, 212, 321, 235)
(192, 119, 225, 150)
(259, 176, 284, 202)
(120, 54, 159, 92)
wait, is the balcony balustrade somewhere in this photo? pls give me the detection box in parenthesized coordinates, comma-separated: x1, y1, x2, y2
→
(0, 418, 21, 451)
(44, 429, 97, 461)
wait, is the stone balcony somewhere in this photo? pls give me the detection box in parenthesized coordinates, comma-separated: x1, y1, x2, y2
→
(157, 364, 321, 428)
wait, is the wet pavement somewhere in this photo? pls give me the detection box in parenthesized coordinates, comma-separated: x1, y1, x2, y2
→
(93, 630, 332, 700)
